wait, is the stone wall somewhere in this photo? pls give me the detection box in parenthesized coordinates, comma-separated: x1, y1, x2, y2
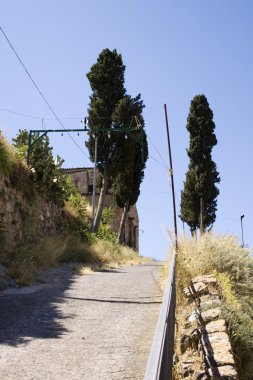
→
(0, 176, 66, 252)
(175, 275, 238, 379)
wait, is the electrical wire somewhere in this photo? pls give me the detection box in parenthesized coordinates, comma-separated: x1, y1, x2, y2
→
(0, 107, 42, 119)
(0, 26, 90, 159)
(147, 133, 168, 169)
(0, 107, 141, 121)
(0, 105, 168, 168)
(149, 154, 168, 170)
(0, 27, 167, 166)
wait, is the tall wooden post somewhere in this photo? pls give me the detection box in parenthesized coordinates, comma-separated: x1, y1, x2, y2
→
(92, 136, 98, 232)
(200, 197, 204, 235)
(164, 104, 178, 250)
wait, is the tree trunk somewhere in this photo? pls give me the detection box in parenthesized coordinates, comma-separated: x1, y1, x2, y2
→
(117, 202, 129, 244)
(93, 168, 109, 233)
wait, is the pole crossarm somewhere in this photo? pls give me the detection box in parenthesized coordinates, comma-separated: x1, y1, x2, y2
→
(29, 127, 89, 146)
(27, 125, 145, 165)
(92, 127, 145, 162)
(27, 127, 89, 164)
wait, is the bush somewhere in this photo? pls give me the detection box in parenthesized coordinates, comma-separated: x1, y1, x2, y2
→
(67, 193, 91, 241)
(96, 224, 117, 243)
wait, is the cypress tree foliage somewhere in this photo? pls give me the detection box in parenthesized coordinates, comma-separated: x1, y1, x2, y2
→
(85, 49, 127, 232)
(180, 95, 220, 234)
(111, 95, 148, 244)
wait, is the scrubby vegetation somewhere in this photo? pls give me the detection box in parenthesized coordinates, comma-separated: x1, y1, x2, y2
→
(6, 235, 141, 286)
(175, 233, 253, 379)
(0, 130, 142, 288)
(0, 131, 15, 176)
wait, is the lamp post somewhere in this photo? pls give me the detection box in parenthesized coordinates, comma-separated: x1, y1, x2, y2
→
(240, 214, 245, 248)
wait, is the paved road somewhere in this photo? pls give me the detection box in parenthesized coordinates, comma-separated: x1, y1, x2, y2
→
(0, 262, 163, 380)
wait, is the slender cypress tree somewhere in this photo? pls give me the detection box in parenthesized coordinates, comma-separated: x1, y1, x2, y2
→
(111, 95, 148, 243)
(86, 48, 126, 232)
(180, 95, 220, 234)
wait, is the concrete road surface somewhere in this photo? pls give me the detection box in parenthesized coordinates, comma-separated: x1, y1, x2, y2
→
(0, 262, 163, 380)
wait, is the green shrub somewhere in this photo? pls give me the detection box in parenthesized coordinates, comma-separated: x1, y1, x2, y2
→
(96, 224, 117, 243)
(222, 303, 253, 377)
(68, 192, 91, 241)
(101, 207, 114, 224)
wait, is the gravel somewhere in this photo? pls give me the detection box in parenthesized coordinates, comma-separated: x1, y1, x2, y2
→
(0, 262, 163, 379)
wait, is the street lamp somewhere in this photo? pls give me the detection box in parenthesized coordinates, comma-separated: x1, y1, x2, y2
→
(240, 215, 245, 247)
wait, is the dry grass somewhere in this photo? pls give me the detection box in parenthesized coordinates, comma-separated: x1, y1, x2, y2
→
(63, 202, 79, 220)
(85, 203, 92, 218)
(174, 232, 253, 303)
(73, 261, 123, 276)
(6, 234, 143, 285)
(8, 237, 68, 285)
(0, 132, 16, 176)
(170, 232, 253, 380)
(160, 252, 173, 290)
(73, 265, 94, 275)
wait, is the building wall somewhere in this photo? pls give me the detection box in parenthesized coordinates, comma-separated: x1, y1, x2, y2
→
(62, 168, 139, 251)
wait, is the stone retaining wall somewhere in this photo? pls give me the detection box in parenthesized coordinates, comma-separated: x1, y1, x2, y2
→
(0, 176, 67, 251)
(175, 274, 238, 379)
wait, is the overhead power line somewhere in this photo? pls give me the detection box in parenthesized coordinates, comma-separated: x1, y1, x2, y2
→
(0, 107, 42, 119)
(0, 106, 150, 121)
(149, 154, 168, 170)
(0, 26, 89, 159)
(147, 133, 168, 169)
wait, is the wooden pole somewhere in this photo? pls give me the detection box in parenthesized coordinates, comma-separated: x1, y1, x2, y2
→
(181, 190, 185, 234)
(91, 136, 98, 232)
(200, 197, 204, 235)
(164, 104, 178, 250)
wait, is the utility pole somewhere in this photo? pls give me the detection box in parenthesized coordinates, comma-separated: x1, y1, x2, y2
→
(164, 104, 178, 250)
(181, 190, 185, 234)
(92, 136, 98, 232)
(240, 214, 245, 248)
(200, 197, 204, 235)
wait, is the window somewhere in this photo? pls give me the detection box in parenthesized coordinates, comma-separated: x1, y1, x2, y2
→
(88, 184, 93, 194)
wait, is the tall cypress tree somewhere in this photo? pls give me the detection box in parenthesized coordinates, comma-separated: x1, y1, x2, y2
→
(180, 94, 220, 234)
(86, 48, 126, 232)
(111, 95, 148, 243)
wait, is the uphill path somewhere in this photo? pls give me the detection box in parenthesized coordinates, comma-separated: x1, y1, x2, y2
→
(0, 262, 163, 380)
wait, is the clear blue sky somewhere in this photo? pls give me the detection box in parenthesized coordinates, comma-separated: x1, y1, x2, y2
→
(1, 1, 253, 259)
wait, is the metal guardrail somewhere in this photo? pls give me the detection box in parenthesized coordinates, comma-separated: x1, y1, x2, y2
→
(144, 253, 176, 380)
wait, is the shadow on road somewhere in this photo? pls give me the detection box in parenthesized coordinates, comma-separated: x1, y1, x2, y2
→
(61, 296, 162, 305)
(0, 267, 75, 347)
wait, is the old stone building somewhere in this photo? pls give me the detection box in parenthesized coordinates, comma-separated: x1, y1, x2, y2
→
(62, 168, 139, 251)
